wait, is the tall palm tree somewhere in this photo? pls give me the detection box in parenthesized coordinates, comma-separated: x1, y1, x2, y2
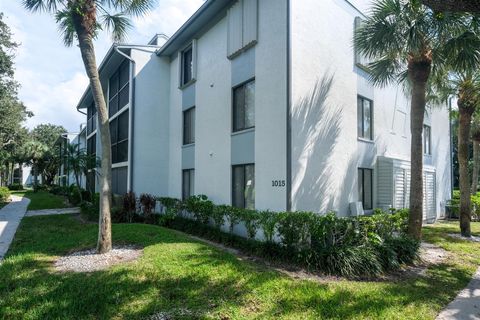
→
(23, 0, 154, 253)
(471, 115, 480, 194)
(355, 0, 473, 240)
(23, 140, 48, 190)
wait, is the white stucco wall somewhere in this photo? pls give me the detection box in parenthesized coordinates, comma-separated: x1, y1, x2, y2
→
(165, 0, 288, 209)
(290, 0, 451, 216)
(131, 49, 171, 196)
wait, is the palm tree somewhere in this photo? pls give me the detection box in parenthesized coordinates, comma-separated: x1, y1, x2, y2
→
(23, 0, 154, 253)
(471, 115, 480, 194)
(435, 72, 480, 236)
(354, 0, 473, 240)
(65, 143, 86, 200)
(23, 140, 48, 190)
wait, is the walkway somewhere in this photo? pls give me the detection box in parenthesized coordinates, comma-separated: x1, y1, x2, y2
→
(25, 207, 80, 217)
(437, 267, 480, 320)
(0, 195, 30, 261)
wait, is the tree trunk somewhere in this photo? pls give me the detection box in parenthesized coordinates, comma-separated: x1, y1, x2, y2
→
(75, 24, 113, 253)
(471, 140, 480, 194)
(408, 79, 427, 240)
(458, 107, 473, 237)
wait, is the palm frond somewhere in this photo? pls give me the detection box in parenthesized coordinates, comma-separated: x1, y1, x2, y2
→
(22, 0, 64, 13)
(98, 0, 156, 17)
(366, 55, 403, 87)
(55, 9, 75, 47)
(100, 13, 132, 43)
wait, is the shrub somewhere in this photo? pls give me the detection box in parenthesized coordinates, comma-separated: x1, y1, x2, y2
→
(240, 209, 259, 239)
(277, 211, 314, 251)
(259, 210, 278, 242)
(212, 205, 227, 229)
(139, 193, 156, 224)
(0, 187, 11, 203)
(80, 193, 100, 222)
(68, 186, 83, 206)
(185, 195, 214, 224)
(7, 183, 23, 191)
(158, 197, 183, 226)
(122, 191, 137, 223)
(225, 206, 241, 233)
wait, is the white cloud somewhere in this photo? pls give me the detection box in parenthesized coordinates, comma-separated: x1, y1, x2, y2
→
(0, 0, 204, 133)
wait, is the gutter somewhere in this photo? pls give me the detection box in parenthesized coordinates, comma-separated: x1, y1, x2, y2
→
(286, 0, 292, 211)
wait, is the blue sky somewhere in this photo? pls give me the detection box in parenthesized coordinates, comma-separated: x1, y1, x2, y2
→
(0, 0, 204, 133)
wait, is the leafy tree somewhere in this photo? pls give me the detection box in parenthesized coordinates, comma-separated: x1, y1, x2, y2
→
(22, 140, 48, 190)
(0, 13, 31, 186)
(354, 0, 474, 240)
(30, 124, 67, 186)
(23, 0, 154, 253)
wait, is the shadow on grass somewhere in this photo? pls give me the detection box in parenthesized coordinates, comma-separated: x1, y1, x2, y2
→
(0, 216, 477, 319)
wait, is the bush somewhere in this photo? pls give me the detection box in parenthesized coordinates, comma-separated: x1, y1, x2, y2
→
(7, 183, 23, 191)
(80, 193, 100, 222)
(0, 187, 11, 202)
(120, 191, 138, 223)
(185, 195, 214, 224)
(121, 193, 418, 278)
(139, 193, 156, 224)
(68, 186, 83, 206)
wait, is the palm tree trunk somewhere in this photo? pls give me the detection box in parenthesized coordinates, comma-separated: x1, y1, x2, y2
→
(408, 79, 427, 240)
(75, 25, 113, 253)
(458, 107, 473, 237)
(471, 140, 480, 194)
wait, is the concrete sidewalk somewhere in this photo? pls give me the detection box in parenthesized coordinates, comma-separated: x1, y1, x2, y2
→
(25, 207, 80, 217)
(437, 268, 480, 320)
(0, 195, 30, 261)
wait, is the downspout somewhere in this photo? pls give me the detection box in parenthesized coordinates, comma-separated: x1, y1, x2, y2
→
(286, 0, 292, 211)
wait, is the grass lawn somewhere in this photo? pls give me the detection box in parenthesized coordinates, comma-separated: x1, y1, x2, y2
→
(12, 190, 69, 211)
(0, 217, 479, 320)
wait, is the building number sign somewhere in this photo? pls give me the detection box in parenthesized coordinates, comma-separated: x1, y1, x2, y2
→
(272, 180, 286, 187)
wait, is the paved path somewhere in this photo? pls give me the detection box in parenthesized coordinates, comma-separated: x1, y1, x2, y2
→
(0, 195, 30, 261)
(26, 207, 80, 217)
(437, 267, 480, 320)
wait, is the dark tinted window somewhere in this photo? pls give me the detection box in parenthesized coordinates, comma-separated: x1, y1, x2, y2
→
(109, 60, 129, 118)
(232, 164, 255, 209)
(233, 80, 255, 132)
(182, 46, 193, 85)
(183, 107, 195, 145)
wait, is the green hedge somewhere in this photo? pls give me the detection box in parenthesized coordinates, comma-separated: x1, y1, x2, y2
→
(155, 195, 418, 278)
(451, 190, 480, 220)
(7, 183, 23, 191)
(0, 187, 11, 203)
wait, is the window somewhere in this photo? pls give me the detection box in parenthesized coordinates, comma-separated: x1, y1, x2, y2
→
(233, 80, 255, 132)
(86, 134, 96, 193)
(227, 0, 258, 58)
(232, 164, 255, 209)
(354, 17, 369, 68)
(358, 168, 373, 210)
(110, 110, 129, 164)
(87, 103, 97, 134)
(112, 167, 128, 195)
(108, 60, 130, 118)
(182, 169, 195, 200)
(424, 125, 431, 155)
(183, 107, 195, 145)
(181, 46, 193, 86)
(357, 96, 373, 140)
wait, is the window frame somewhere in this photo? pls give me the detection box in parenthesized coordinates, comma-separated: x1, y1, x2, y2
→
(357, 95, 374, 141)
(109, 110, 129, 164)
(183, 107, 195, 145)
(179, 40, 197, 88)
(87, 103, 97, 135)
(108, 60, 130, 119)
(232, 163, 255, 209)
(423, 124, 432, 155)
(232, 78, 255, 133)
(182, 169, 195, 200)
(358, 168, 373, 211)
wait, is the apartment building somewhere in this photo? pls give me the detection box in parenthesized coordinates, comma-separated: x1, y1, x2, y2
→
(76, 0, 452, 220)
